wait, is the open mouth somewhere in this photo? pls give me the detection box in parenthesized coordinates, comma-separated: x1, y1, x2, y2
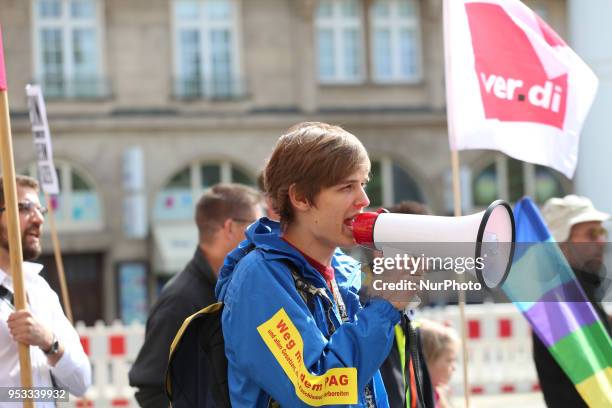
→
(343, 216, 357, 231)
(25, 230, 40, 241)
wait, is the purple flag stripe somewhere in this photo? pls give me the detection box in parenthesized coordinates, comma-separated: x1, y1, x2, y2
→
(537, 277, 591, 302)
(525, 280, 600, 347)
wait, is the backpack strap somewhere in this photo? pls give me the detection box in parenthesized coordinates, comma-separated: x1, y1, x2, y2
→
(403, 314, 435, 408)
(290, 267, 331, 304)
(287, 265, 344, 337)
(290, 266, 348, 325)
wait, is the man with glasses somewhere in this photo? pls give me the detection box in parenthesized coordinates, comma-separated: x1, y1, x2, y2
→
(533, 195, 611, 408)
(0, 175, 91, 405)
(129, 183, 262, 408)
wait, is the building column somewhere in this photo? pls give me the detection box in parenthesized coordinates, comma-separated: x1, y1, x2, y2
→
(423, 0, 445, 110)
(570, 0, 612, 213)
(292, 0, 318, 113)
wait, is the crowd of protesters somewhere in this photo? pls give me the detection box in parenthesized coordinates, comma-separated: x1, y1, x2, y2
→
(1, 122, 609, 408)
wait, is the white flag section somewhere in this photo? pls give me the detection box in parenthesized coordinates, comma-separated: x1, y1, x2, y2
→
(444, 0, 598, 179)
(25, 84, 60, 194)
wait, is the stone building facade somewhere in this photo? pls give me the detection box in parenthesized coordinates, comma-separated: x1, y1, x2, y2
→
(0, 0, 570, 323)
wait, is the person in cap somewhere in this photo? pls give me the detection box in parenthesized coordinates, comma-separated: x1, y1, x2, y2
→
(533, 194, 611, 408)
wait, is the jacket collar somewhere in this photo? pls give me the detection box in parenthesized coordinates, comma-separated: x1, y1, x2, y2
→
(243, 218, 333, 286)
(216, 217, 364, 301)
(191, 247, 217, 287)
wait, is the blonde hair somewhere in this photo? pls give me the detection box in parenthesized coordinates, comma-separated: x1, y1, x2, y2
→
(264, 122, 370, 227)
(419, 319, 460, 363)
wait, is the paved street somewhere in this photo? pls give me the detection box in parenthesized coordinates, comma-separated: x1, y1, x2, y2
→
(451, 392, 547, 408)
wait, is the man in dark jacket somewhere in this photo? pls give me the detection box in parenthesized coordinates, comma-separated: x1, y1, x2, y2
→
(534, 195, 611, 408)
(129, 183, 262, 408)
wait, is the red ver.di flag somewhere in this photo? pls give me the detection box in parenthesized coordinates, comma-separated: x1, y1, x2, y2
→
(444, 0, 598, 178)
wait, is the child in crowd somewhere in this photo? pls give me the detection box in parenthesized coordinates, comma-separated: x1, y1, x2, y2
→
(420, 319, 460, 408)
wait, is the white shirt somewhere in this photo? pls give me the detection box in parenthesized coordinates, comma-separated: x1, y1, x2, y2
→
(0, 262, 92, 407)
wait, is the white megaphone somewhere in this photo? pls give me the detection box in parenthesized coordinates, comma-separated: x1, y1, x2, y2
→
(352, 200, 515, 289)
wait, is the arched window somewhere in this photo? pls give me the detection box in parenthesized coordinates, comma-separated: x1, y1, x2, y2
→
(154, 160, 254, 220)
(368, 157, 424, 208)
(473, 156, 568, 207)
(24, 161, 103, 231)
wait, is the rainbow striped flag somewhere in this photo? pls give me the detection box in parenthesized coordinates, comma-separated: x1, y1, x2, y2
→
(503, 197, 611, 407)
(0, 24, 6, 91)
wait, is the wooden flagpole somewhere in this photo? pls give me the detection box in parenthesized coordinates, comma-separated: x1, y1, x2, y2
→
(43, 191, 72, 323)
(0, 90, 34, 408)
(451, 149, 471, 408)
(444, 0, 470, 405)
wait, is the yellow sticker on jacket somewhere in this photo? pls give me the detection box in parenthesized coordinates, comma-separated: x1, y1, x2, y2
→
(257, 308, 358, 406)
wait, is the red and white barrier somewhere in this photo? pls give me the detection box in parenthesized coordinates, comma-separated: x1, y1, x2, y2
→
(418, 304, 539, 397)
(72, 320, 144, 407)
(67, 303, 559, 406)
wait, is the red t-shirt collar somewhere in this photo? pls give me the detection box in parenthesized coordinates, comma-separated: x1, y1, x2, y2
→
(281, 237, 335, 283)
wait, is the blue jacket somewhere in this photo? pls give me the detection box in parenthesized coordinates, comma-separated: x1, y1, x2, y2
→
(216, 218, 400, 407)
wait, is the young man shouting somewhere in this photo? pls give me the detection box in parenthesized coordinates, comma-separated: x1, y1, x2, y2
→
(216, 122, 403, 407)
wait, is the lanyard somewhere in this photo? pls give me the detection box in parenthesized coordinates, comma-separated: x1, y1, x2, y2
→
(290, 267, 376, 408)
(329, 278, 348, 323)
